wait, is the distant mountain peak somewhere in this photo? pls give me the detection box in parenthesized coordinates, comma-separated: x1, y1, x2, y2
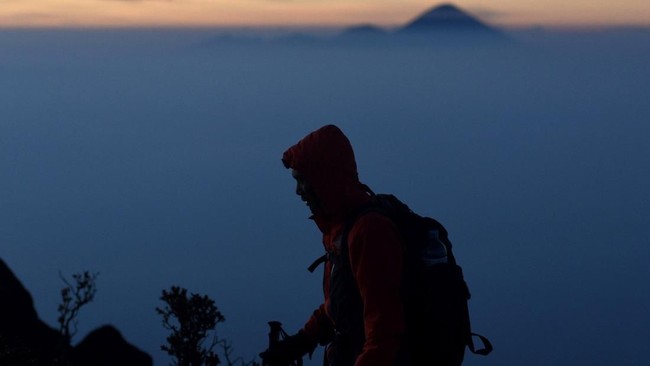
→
(420, 3, 467, 18)
(341, 24, 386, 36)
(338, 24, 386, 38)
(400, 3, 495, 34)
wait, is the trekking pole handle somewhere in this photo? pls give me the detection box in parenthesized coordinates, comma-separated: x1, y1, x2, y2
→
(266, 321, 303, 366)
(268, 321, 284, 348)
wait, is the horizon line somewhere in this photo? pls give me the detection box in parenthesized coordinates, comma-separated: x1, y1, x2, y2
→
(1, 24, 649, 32)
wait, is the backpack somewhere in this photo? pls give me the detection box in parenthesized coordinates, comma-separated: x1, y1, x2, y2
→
(308, 193, 492, 365)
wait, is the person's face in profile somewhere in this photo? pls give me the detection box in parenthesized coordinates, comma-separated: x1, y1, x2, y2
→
(291, 169, 319, 214)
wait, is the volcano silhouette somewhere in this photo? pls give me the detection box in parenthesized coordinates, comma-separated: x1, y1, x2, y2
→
(209, 3, 507, 47)
(399, 3, 499, 35)
(335, 3, 506, 45)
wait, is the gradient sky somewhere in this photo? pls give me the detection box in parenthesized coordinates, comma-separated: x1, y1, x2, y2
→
(0, 0, 649, 29)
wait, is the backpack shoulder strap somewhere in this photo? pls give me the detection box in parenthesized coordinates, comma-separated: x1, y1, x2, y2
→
(307, 254, 328, 273)
(339, 200, 387, 254)
(306, 203, 376, 273)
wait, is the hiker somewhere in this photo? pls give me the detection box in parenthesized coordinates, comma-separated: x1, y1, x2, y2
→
(261, 124, 406, 366)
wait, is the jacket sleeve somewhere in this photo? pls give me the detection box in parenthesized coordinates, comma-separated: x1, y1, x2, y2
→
(301, 303, 335, 346)
(347, 213, 405, 366)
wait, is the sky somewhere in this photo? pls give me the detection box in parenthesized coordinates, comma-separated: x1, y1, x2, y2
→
(0, 0, 649, 29)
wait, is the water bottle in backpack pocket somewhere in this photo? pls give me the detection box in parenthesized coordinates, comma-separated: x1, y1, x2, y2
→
(421, 229, 448, 266)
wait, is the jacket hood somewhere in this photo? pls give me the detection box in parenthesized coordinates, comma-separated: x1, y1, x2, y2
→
(282, 125, 370, 224)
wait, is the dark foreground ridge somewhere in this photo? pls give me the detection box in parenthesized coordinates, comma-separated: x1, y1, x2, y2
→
(0, 258, 152, 366)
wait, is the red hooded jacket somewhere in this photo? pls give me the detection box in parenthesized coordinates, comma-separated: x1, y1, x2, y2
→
(282, 125, 405, 366)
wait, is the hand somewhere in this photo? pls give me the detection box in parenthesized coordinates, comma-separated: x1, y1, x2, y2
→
(260, 331, 316, 366)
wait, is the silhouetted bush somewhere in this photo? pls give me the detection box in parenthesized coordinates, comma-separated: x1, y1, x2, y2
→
(55, 271, 98, 366)
(157, 286, 258, 366)
(57, 271, 98, 342)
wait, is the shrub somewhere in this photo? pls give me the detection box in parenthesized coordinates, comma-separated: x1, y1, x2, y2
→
(157, 286, 258, 366)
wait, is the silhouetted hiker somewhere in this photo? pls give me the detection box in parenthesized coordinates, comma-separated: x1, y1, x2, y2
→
(260, 125, 491, 366)
(261, 125, 405, 366)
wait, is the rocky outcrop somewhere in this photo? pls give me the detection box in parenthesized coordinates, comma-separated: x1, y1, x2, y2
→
(72, 325, 153, 366)
(0, 258, 152, 366)
(0, 258, 63, 365)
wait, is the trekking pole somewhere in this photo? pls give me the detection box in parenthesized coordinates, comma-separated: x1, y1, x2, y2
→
(265, 321, 303, 366)
(268, 321, 284, 351)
